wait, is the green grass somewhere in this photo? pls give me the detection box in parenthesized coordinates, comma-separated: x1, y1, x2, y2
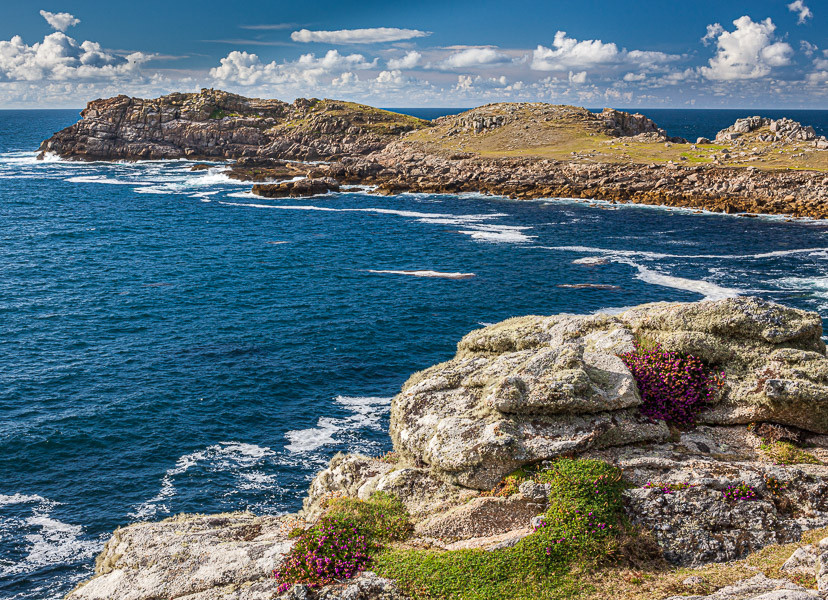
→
(760, 440, 821, 465)
(373, 459, 629, 600)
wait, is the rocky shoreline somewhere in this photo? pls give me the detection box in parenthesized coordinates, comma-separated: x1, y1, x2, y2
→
(39, 89, 828, 220)
(65, 297, 828, 600)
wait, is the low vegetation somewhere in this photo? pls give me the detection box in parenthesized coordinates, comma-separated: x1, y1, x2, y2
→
(759, 440, 821, 465)
(619, 342, 725, 427)
(276, 457, 827, 599)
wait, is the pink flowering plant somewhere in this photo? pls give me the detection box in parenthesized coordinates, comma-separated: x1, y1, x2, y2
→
(721, 483, 757, 502)
(274, 492, 411, 593)
(620, 342, 724, 427)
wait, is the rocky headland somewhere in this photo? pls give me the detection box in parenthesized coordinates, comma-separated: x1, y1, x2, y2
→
(66, 297, 828, 600)
(39, 90, 828, 218)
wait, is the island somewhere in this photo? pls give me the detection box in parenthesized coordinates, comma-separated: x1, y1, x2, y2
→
(40, 88, 828, 219)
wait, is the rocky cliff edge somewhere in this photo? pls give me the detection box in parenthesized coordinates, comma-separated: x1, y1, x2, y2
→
(64, 297, 828, 600)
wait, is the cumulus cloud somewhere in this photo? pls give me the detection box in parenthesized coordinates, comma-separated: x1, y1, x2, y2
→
(39, 10, 80, 32)
(290, 27, 429, 44)
(787, 0, 813, 25)
(531, 31, 678, 71)
(387, 51, 421, 70)
(801, 40, 818, 56)
(700, 16, 793, 81)
(0, 31, 150, 81)
(441, 47, 511, 69)
(568, 70, 587, 84)
(209, 49, 377, 86)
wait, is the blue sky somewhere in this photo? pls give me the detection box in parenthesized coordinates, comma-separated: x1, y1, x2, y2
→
(0, 0, 826, 108)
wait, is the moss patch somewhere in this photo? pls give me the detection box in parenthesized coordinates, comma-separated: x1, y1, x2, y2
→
(760, 440, 821, 465)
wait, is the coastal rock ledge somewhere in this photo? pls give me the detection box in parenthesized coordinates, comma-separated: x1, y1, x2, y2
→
(67, 297, 828, 600)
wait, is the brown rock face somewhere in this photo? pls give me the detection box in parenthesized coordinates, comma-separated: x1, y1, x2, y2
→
(39, 89, 430, 162)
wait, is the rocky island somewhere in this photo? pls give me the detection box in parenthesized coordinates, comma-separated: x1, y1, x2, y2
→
(65, 297, 828, 600)
(40, 89, 828, 218)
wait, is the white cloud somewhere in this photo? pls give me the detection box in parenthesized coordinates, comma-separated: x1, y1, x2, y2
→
(787, 0, 813, 25)
(209, 49, 377, 86)
(700, 16, 793, 81)
(801, 40, 818, 56)
(701, 23, 724, 45)
(531, 31, 678, 71)
(387, 50, 421, 70)
(290, 28, 429, 44)
(0, 32, 149, 81)
(623, 72, 646, 82)
(39, 10, 80, 32)
(441, 47, 510, 69)
(568, 70, 587, 84)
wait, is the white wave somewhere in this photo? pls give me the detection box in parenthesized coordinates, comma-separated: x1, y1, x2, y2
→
(0, 494, 99, 578)
(66, 175, 142, 185)
(0, 493, 45, 506)
(366, 269, 475, 280)
(285, 396, 391, 454)
(573, 256, 610, 266)
(775, 276, 828, 299)
(632, 263, 741, 300)
(285, 417, 341, 453)
(544, 244, 828, 261)
(457, 228, 534, 243)
(237, 471, 278, 491)
(130, 442, 275, 520)
(218, 202, 533, 244)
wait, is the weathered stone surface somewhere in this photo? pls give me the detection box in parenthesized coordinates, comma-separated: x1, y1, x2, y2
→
(66, 513, 292, 600)
(391, 297, 828, 490)
(301, 453, 476, 522)
(39, 89, 429, 162)
(281, 572, 405, 600)
(780, 546, 817, 576)
(667, 573, 820, 599)
(252, 177, 340, 198)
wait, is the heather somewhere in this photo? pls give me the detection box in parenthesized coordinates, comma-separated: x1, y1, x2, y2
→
(620, 342, 724, 427)
(274, 492, 410, 593)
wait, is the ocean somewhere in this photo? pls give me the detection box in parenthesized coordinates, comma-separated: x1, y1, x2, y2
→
(1, 108, 827, 599)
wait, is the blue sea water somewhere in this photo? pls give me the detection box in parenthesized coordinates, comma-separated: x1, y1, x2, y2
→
(1, 109, 828, 600)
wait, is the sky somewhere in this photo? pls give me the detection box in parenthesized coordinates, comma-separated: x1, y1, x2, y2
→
(0, 0, 826, 109)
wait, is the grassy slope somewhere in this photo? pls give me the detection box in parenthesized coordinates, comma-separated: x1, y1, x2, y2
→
(405, 104, 828, 172)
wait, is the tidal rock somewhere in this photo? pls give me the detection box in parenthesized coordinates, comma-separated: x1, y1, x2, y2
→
(252, 177, 340, 198)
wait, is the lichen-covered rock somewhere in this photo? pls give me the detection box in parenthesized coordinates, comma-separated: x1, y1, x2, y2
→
(66, 513, 292, 600)
(666, 573, 821, 599)
(282, 572, 405, 600)
(391, 298, 828, 490)
(301, 453, 476, 522)
(40, 90, 429, 162)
